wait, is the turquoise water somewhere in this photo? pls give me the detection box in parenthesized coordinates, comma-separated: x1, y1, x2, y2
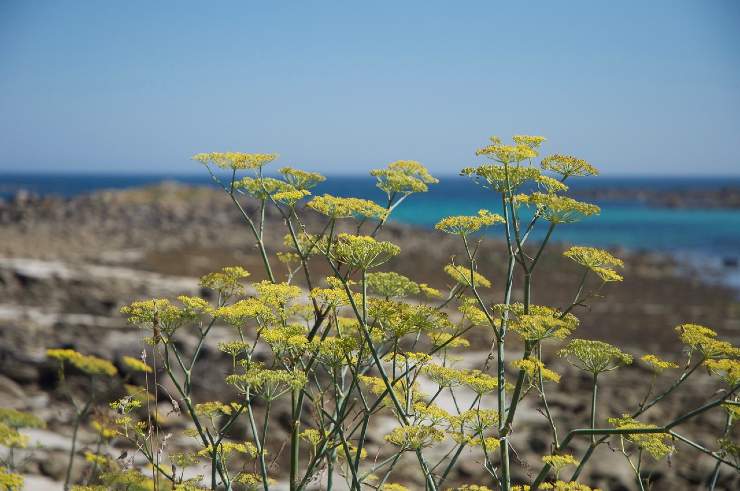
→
(2, 174, 740, 260)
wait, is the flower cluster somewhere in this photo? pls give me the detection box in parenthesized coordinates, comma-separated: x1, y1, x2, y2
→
(47, 349, 118, 377)
(193, 152, 278, 170)
(640, 354, 678, 373)
(332, 234, 401, 270)
(608, 416, 673, 459)
(370, 160, 438, 195)
(435, 209, 505, 235)
(563, 246, 624, 282)
(558, 339, 632, 374)
(444, 264, 491, 288)
(512, 357, 561, 383)
(278, 167, 326, 189)
(517, 192, 600, 224)
(541, 154, 599, 178)
(307, 194, 387, 220)
(675, 323, 740, 358)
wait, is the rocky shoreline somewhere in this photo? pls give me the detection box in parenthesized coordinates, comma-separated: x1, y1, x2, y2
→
(1, 183, 738, 490)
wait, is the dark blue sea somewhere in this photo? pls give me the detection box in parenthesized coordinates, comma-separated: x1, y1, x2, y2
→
(2, 173, 740, 286)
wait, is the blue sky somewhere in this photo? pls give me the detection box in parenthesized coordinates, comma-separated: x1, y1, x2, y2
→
(1, 1, 739, 175)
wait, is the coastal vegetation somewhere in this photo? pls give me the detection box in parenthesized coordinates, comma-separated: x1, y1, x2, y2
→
(2, 136, 739, 490)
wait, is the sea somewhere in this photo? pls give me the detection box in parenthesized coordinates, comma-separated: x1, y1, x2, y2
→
(2, 173, 740, 289)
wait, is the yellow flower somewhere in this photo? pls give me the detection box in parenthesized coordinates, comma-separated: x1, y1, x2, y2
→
(675, 323, 740, 358)
(199, 266, 250, 296)
(278, 167, 326, 189)
(444, 264, 491, 288)
(333, 234, 400, 270)
(193, 152, 277, 170)
(461, 164, 543, 193)
(542, 453, 578, 472)
(369, 299, 451, 337)
(384, 425, 445, 449)
(366, 271, 421, 298)
(0, 467, 23, 490)
(214, 298, 274, 326)
(558, 339, 632, 374)
(640, 354, 678, 373)
(608, 415, 673, 459)
(381, 484, 410, 491)
(370, 160, 438, 195)
(435, 209, 505, 235)
(122, 355, 152, 373)
(0, 408, 45, 430)
(47, 349, 118, 377)
(541, 154, 599, 178)
(475, 137, 539, 163)
(517, 192, 600, 224)
(512, 357, 561, 383)
(563, 246, 624, 282)
(704, 358, 740, 385)
(512, 135, 547, 148)
(307, 194, 387, 220)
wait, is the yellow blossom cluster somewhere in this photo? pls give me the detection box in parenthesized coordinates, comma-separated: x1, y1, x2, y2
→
(563, 246, 624, 282)
(444, 264, 492, 288)
(307, 194, 387, 220)
(512, 357, 561, 383)
(193, 152, 277, 170)
(496, 303, 579, 341)
(0, 468, 23, 490)
(47, 349, 117, 377)
(640, 354, 678, 373)
(475, 136, 540, 163)
(369, 299, 451, 337)
(512, 482, 600, 491)
(704, 358, 740, 386)
(366, 271, 422, 298)
(516, 192, 600, 224)
(333, 234, 401, 270)
(217, 298, 274, 327)
(197, 441, 258, 458)
(608, 415, 673, 459)
(226, 366, 308, 397)
(384, 424, 445, 449)
(675, 323, 740, 358)
(370, 160, 438, 195)
(199, 266, 250, 297)
(119, 355, 150, 373)
(542, 454, 578, 472)
(278, 167, 326, 189)
(541, 154, 599, 178)
(558, 339, 632, 374)
(435, 209, 505, 235)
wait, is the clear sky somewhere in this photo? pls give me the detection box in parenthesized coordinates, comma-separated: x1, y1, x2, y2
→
(1, 0, 739, 175)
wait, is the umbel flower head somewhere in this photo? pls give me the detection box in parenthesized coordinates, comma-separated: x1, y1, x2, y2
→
(332, 234, 400, 270)
(563, 246, 624, 282)
(558, 339, 632, 374)
(475, 135, 542, 163)
(366, 271, 421, 298)
(192, 152, 278, 170)
(278, 167, 326, 190)
(47, 349, 118, 377)
(444, 264, 491, 288)
(608, 415, 673, 460)
(370, 160, 439, 196)
(461, 165, 566, 194)
(541, 154, 599, 178)
(435, 209, 505, 236)
(307, 194, 387, 220)
(516, 192, 600, 224)
(675, 323, 740, 359)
